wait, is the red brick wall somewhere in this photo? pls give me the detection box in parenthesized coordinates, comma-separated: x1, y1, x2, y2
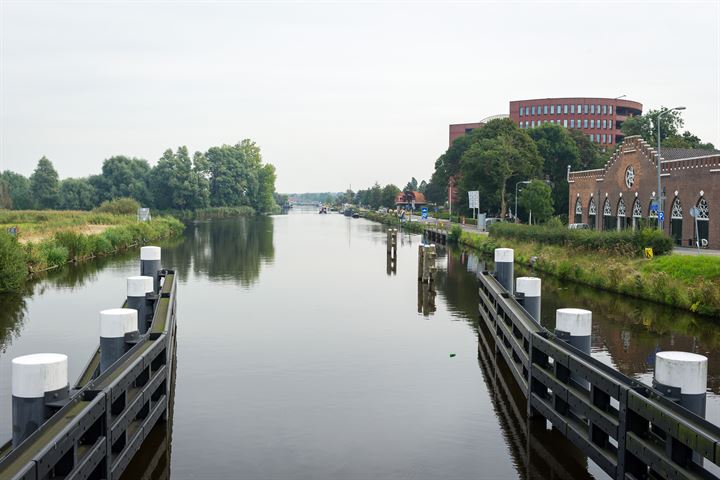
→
(569, 136, 720, 248)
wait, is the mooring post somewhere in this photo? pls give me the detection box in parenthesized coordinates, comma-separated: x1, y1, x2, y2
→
(654, 351, 707, 417)
(387, 229, 392, 255)
(555, 308, 592, 389)
(392, 228, 397, 257)
(127, 276, 154, 334)
(422, 244, 436, 283)
(100, 308, 138, 373)
(494, 248, 514, 294)
(418, 245, 425, 281)
(140, 246, 162, 293)
(516, 277, 541, 324)
(11, 353, 69, 447)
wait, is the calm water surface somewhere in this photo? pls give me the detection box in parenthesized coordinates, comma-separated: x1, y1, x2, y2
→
(1, 208, 720, 479)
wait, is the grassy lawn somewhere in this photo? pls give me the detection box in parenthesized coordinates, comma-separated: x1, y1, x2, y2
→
(0, 210, 135, 243)
(642, 254, 720, 282)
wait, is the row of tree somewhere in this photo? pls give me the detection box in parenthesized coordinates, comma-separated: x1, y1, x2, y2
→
(0, 140, 279, 213)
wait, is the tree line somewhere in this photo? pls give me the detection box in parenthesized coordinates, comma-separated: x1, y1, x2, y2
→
(0, 139, 279, 213)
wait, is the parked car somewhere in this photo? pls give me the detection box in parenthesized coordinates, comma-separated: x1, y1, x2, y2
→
(568, 223, 590, 230)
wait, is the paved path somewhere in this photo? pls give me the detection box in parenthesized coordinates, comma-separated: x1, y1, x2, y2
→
(673, 246, 720, 256)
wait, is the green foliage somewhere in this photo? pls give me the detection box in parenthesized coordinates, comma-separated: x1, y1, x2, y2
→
(29, 156, 60, 209)
(621, 107, 715, 150)
(642, 255, 720, 282)
(448, 225, 463, 242)
(58, 178, 97, 210)
(518, 180, 554, 223)
(151, 147, 210, 210)
(94, 197, 141, 215)
(489, 223, 673, 256)
(54, 230, 91, 260)
(92, 156, 153, 205)
(0, 233, 27, 292)
(1, 171, 33, 209)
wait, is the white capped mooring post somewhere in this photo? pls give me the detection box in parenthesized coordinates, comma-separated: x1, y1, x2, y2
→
(494, 248, 514, 294)
(12, 353, 69, 447)
(516, 277, 541, 324)
(140, 246, 161, 293)
(127, 276, 154, 334)
(100, 308, 138, 373)
(555, 308, 592, 389)
(654, 351, 708, 417)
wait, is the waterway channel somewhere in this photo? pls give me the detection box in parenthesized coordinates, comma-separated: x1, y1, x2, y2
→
(1, 208, 719, 479)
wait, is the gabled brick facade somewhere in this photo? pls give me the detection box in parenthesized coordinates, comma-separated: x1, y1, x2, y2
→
(568, 136, 720, 248)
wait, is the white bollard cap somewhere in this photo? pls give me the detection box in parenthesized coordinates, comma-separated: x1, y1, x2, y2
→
(495, 248, 514, 263)
(556, 308, 592, 337)
(655, 351, 708, 395)
(100, 308, 138, 338)
(516, 277, 541, 297)
(127, 276, 154, 297)
(12, 353, 68, 398)
(140, 246, 161, 261)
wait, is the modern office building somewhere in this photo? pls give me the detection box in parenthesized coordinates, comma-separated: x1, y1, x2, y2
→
(509, 97, 642, 145)
(568, 135, 720, 248)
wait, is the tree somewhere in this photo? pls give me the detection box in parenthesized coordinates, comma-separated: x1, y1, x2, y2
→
(151, 147, 210, 210)
(518, 180, 554, 223)
(418, 179, 428, 193)
(30, 156, 59, 209)
(404, 177, 418, 191)
(0, 171, 33, 210)
(255, 164, 278, 213)
(458, 121, 542, 217)
(620, 107, 714, 150)
(57, 178, 97, 210)
(0, 179, 11, 209)
(94, 156, 153, 205)
(381, 184, 400, 208)
(566, 129, 604, 170)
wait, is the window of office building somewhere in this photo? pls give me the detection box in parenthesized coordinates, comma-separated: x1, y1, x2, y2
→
(564, 105, 568, 114)
(570, 119, 575, 128)
(578, 104, 582, 113)
(596, 104, 600, 114)
(531, 121, 535, 127)
(584, 119, 588, 128)
(543, 105, 548, 114)
(563, 119, 568, 127)
(570, 105, 575, 114)
(550, 105, 555, 114)
(608, 135, 612, 144)
(608, 106, 613, 115)
(602, 105, 607, 114)
(602, 134, 606, 143)
(591, 105, 595, 114)
(519, 107, 524, 117)
(602, 119, 606, 129)
(557, 104, 561, 113)
(590, 119, 594, 128)
(531, 106, 536, 115)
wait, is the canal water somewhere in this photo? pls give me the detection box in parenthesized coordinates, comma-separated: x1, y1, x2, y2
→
(1, 208, 720, 479)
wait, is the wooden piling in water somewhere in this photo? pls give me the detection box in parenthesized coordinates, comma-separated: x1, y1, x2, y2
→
(417, 245, 425, 281)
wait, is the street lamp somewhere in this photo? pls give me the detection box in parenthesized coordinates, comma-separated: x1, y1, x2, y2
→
(514, 180, 531, 223)
(656, 106, 686, 230)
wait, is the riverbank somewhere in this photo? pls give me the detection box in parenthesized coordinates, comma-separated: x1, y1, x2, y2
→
(362, 210, 720, 317)
(0, 210, 184, 292)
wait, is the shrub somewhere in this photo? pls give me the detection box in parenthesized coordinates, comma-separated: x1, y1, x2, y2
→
(488, 223, 673, 256)
(448, 225, 463, 243)
(93, 197, 140, 215)
(54, 230, 91, 260)
(0, 233, 27, 292)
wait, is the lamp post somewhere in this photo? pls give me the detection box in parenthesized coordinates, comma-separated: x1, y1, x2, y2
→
(656, 106, 686, 230)
(515, 180, 531, 223)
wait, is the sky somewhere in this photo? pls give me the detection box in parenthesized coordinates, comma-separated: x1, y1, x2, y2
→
(1, 1, 719, 193)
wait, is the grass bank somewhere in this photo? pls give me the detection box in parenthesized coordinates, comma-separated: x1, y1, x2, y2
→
(162, 205, 256, 220)
(0, 209, 185, 292)
(360, 210, 720, 317)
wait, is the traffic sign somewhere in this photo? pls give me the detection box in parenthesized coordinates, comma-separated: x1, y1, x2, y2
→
(690, 207, 699, 218)
(468, 191, 479, 209)
(421, 207, 428, 219)
(658, 211, 665, 222)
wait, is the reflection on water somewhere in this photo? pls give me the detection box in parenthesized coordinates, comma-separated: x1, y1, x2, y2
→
(3, 212, 720, 479)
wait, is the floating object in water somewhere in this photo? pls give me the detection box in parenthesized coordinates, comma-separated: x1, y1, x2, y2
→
(449, 353, 456, 358)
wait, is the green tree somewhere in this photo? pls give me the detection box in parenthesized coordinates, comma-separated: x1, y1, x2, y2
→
(93, 156, 153, 205)
(0, 171, 33, 210)
(29, 156, 59, 209)
(458, 121, 542, 216)
(151, 147, 210, 210)
(255, 164, 278, 213)
(381, 184, 400, 208)
(57, 178, 97, 210)
(566, 129, 604, 169)
(404, 177, 418, 191)
(518, 180, 554, 223)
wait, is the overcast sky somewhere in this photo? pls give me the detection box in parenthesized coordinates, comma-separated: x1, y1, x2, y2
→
(1, 1, 718, 193)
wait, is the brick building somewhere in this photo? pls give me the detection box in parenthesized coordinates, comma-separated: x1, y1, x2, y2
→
(568, 136, 720, 248)
(510, 97, 642, 145)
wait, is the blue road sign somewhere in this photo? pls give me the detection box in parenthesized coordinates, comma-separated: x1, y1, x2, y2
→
(658, 211, 665, 222)
(421, 207, 428, 219)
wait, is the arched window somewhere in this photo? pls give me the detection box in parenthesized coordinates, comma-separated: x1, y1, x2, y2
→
(588, 198, 597, 215)
(670, 196, 683, 245)
(603, 198, 612, 216)
(574, 197, 582, 223)
(697, 197, 709, 220)
(617, 198, 626, 217)
(632, 199, 642, 218)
